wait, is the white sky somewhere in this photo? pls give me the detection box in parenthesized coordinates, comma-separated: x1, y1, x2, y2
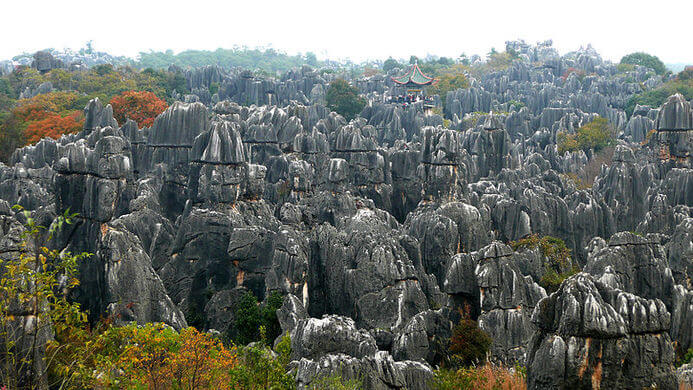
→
(1, 0, 691, 64)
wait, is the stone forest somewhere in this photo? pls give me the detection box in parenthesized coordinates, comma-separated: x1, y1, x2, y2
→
(0, 40, 692, 389)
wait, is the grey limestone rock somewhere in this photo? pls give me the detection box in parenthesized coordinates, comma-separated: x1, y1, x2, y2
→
(527, 273, 676, 390)
(291, 352, 433, 390)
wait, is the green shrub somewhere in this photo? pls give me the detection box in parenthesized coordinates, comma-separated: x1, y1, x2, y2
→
(231, 290, 284, 345)
(540, 267, 579, 295)
(445, 318, 492, 369)
(308, 373, 362, 390)
(620, 52, 667, 75)
(431, 364, 526, 390)
(510, 234, 571, 270)
(229, 337, 295, 390)
(625, 74, 693, 117)
(557, 116, 614, 153)
(511, 234, 577, 294)
(507, 99, 525, 110)
(461, 111, 489, 130)
(0, 207, 90, 389)
(382, 58, 401, 72)
(616, 63, 636, 73)
(678, 348, 693, 367)
(326, 79, 366, 121)
(431, 368, 478, 390)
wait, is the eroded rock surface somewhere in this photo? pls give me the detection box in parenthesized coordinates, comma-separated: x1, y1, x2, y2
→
(2, 43, 692, 388)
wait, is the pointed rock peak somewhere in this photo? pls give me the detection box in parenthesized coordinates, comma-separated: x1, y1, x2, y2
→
(612, 145, 635, 163)
(607, 231, 651, 246)
(655, 93, 692, 131)
(83, 97, 118, 134)
(483, 111, 505, 130)
(193, 120, 245, 164)
(478, 241, 514, 260)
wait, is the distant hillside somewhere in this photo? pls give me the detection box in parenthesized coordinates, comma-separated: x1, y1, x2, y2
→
(2, 46, 326, 75)
(134, 48, 322, 73)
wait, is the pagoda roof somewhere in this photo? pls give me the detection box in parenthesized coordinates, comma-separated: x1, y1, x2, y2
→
(392, 63, 436, 86)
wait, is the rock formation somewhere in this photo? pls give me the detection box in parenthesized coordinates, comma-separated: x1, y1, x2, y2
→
(1, 41, 692, 389)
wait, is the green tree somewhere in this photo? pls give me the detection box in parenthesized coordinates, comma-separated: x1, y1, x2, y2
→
(305, 52, 318, 67)
(0, 206, 90, 389)
(437, 57, 453, 66)
(485, 50, 516, 71)
(511, 234, 578, 294)
(229, 334, 295, 390)
(382, 57, 400, 72)
(428, 64, 470, 106)
(233, 292, 262, 345)
(678, 66, 693, 81)
(557, 116, 614, 153)
(445, 318, 492, 369)
(326, 79, 366, 121)
(136, 47, 319, 73)
(93, 63, 114, 76)
(0, 78, 14, 99)
(620, 52, 667, 75)
(625, 69, 693, 117)
(231, 290, 285, 345)
(261, 291, 284, 343)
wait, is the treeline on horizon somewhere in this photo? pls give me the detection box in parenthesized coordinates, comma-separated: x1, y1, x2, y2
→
(135, 48, 323, 73)
(8, 42, 690, 72)
(10, 46, 326, 74)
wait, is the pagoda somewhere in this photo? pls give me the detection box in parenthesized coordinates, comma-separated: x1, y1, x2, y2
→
(391, 63, 437, 109)
(392, 63, 437, 91)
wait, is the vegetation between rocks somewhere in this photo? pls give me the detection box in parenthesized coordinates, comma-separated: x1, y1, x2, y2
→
(510, 234, 578, 294)
(0, 210, 355, 389)
(557, 116, 615, 154)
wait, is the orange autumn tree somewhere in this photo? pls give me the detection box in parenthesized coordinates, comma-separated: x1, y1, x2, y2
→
(24, 112, 83, 144)
(70, 323, 238, 390)
(110, 90, 168, 128)
(12, 91, 85, 144)
(113, 324, 237, 390)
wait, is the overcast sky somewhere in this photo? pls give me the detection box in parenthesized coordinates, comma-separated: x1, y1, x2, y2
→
(1, 0, 691, 64)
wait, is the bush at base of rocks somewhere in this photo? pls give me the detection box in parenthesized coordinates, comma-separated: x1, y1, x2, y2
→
(306, 374, 363, 390)
(445, 318, 493, 369)
(539, 266, 579, 295)
(228, 334, 295, 390)
(431, 363, 526, 390)
(230, 291, 284, 345)
(680, 348, 693, 367)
